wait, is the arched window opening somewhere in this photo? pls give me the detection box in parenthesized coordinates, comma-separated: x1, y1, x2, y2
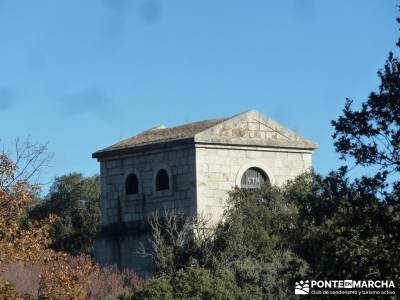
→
(156, 169, 169, 191)
(240, 167, 269, 189)
(125, 173, 139, 195)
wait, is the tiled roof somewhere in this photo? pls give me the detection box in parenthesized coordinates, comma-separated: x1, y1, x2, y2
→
(93, 110, 319, 159)
(93, 118, 227, 156)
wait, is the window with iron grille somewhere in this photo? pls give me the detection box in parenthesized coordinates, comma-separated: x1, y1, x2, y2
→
(240, 167, 269, 189)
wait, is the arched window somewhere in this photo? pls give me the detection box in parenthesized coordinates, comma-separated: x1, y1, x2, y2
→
(125, 173, 139, 195)
(240, 167, 269, 189)
(156, 169, 169, 191)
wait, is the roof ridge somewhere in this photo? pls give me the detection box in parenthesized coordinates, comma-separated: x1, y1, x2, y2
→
(166, 117, 228, 129)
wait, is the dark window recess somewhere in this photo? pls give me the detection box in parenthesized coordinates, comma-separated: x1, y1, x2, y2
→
(156, 169, 169, 191)
(125, 173, 139, 195)
(240, 167, 269, 189)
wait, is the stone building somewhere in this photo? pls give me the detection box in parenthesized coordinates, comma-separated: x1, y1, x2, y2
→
(92, 110, 317, 275)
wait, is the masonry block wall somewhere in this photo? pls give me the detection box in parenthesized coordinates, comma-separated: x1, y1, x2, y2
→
(95, 146, 198, 276)
(195, 145, 312, 224)
(99, 146, 197, 227)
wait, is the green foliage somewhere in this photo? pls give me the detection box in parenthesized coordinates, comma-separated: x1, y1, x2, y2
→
(326, 13, 400, 286)
(147, 172, 400, 299)
(331, 16, 400, 195)
(133, 276, 173, 300)
(28, 173, 101, 255)
(146, 211, 215, 276)
(285, 172, 400, 283)
(147, 186, 308, 299)
(211, 186, 308, 299)
(133, 268, 251, 300)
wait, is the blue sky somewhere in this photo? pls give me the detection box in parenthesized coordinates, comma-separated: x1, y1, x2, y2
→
(0, 0, 398, 192)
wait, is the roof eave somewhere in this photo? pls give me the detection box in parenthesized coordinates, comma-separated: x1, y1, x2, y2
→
(92, 137, 195, 160)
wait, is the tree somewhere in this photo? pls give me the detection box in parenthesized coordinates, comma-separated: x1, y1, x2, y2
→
(0, 140, 56, 266)
(0, 139, 52, 191)
(331, 17, 400, 194)
(140, 210, 215, 276)
(0, 142, 99, 299)
(133, 268, 250, 300)
(28, 173, 101, 255)
(211, 186, 308, 299)
(285, 172, 400, 285)
(143, 186, 309, 299)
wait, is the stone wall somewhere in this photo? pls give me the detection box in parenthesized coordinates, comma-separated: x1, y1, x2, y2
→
(99, 145, 198, 227)
(95, 145, 198, 276)
(195, 145, 312, 224)
(94, 233, 153, 277)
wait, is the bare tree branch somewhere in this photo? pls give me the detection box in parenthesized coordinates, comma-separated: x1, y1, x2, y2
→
(0, 138, 53, 190)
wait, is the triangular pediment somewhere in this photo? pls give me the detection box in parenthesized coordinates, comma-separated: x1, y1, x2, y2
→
(194, 110, 318, 150)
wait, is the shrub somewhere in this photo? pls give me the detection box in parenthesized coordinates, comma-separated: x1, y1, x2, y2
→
(87, 265, 144, 300)
(38, 254, 99, 300)
(133, 268, 247, 300)
(0, 276, 35, 299)
(0, 262, 42, 298)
